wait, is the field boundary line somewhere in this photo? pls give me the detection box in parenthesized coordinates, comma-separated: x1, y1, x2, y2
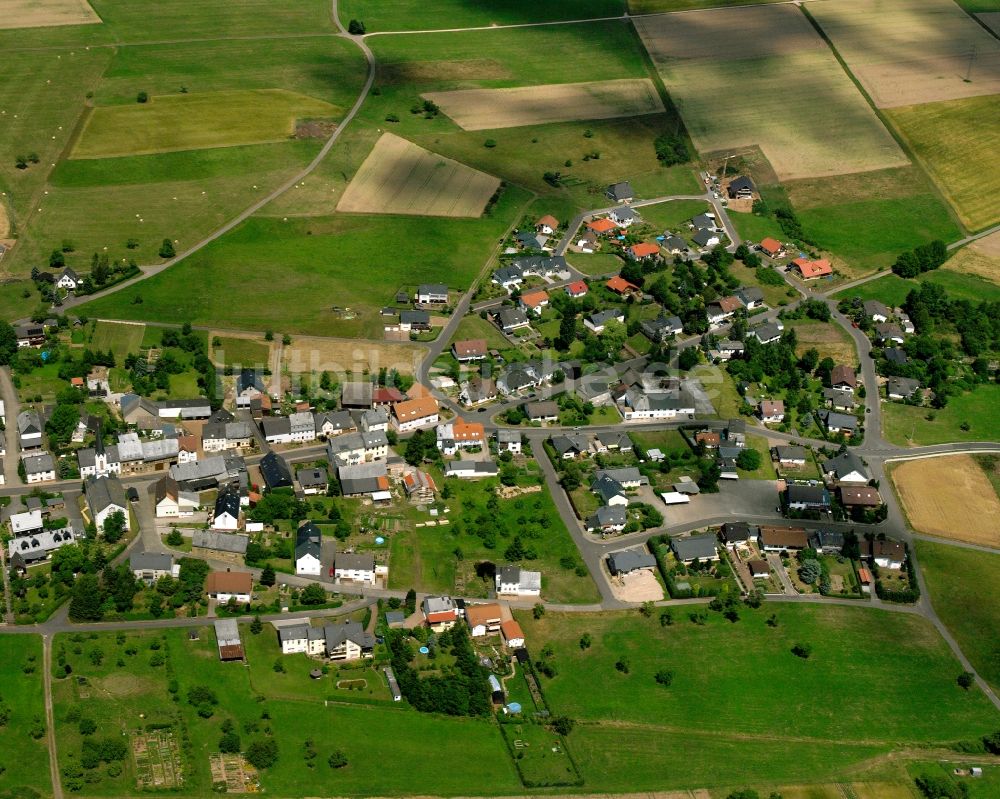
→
(798, 3, 968, 236)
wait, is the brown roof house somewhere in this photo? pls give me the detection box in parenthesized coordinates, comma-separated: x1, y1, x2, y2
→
(205, 571, 253, 603)
(465, 603, 502, 637)
(758, 526, 808, 552)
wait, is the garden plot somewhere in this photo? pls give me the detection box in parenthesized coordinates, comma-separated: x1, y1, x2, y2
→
(0, 0, 100, 28)
(891, 455, 1000, 546)
(808, 0, 1000, 108)
(634, 5, 907, 180)
(132, 730, 183, 789)
(337, 133, 500, 217)
(422, 79, 664, 130)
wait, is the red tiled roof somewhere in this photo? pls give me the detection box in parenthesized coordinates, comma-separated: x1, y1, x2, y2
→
(453, 339, 487, 358)
(793, 257, 832, 278)
(760, 237, 783, 256)
(536, 215, 559, 228)
(587, 218, 618, 234)
(520, 289, 550, 308)
(607, 275, 639, 293)
(565, 280, 588, 295)
(501, 620, 524, 641)
(630, 242, 660, 257)
(394, 396, 438, 421)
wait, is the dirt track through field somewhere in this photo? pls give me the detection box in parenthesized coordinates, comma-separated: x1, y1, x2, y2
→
(634, 6, 907, 180)
(0, 0, 100, 28)
(423, 79, 665, 131)
(808, 0, 1000, 108)
(337, 132, 499, 217)
(892, 455, 1000, 546)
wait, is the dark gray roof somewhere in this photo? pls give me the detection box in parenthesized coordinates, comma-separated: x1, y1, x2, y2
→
(84, 475, 127, 514)
(589, 506, 627, 529)
(193, 530, 248, 554)
(592, 474, 626, 504)
(214, 488, 241, 519)
(130, 552, 174, 572)
(787, 484, 830, 506)
(336, 551, 374, 571)
(822, 450, 868, 480)
(671, 533, 718, 562)
(775, 445, 807, 461)
(607, 548, 656, 574)
(296, 522, 322, 562)
(297, 467, 328, 488)
(323, 621, 374, 650)
(260, 452, 292, 489)
(606, 181, 634, 201)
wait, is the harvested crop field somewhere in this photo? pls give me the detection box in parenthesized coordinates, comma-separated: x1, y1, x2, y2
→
(0, 0, 100, 28)
(283, 336, 426, 377)
(886, 95, 1000, 231)
(891, 455, 1000, 546)
(337, 133, 499, 217)
(789, 319, 858, 366)
(422, 79, 665, 131)
(944, 234, 1000, 286)
(72, 89, 339, 158)
(634, 6, 906, 180)
(808, 0, 1000, 108)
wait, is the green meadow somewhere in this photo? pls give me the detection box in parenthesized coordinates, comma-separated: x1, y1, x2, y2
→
(340, 0, 625, 31)
(0, 636, 51, 798)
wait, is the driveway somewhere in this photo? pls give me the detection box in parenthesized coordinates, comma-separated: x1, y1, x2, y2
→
(766, 552, 797, 595)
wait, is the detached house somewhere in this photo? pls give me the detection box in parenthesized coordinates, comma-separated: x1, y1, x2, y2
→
(792, 258, 832, 279)
(295, 522, 323, 576)
(495, 564, 542, 597)
(822, 450, 869, 485)
(887, 376, 920, 401)
(56, 266, 80, 291)
(727, 176, 755, 199)
(452, 339, 487, 362)
(736, 286, 764, 310)
(205, 571, 253, 603)
(498, 307, 531, 332)
(605, 181, 634, 203)
(154, 476, 199, 518)
(392, 396, 439, 432)
(536, 215, 558, 235)
(436, 418, 485, 456)
(22, 453, 56, 484)
(465, 603, 502, 637)
(707, 296, 743, 326)
(423, 596, 461, 630)
(830, 365, 857, 393)
(334, 552, 377, 586)
(519, 289, 550, 315)
(584, 309, 624, 334)
(628, 242, 661, 262)
(417, 283, 448, 304)
(863, 300, 889, 323)
(235, 369, 267, 409)
(606, 275, 640, 297)
(17, 410, 43, 450)
(211, 488, 242, 531)
(758, 400, 785, 423)
(759, 237, 786, 259)
(786, 484, 831, 512)
(587, 505, 627, 535)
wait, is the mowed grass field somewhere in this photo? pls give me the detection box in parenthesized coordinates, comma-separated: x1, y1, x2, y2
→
(52, 627, 521, 796)
(517, 605, 999, 744)
(886, 96, 1000, 231)
(917, 540, 1000, 692)
(0, 0, 100, 29)
(834, 268, 1000, 307)
(634, 5, 906, 180)
(807, 0, 1000, 108)
(211, 335, 271, 367)
(90, 320, 146, 363)
(337, 133, 500, 217)
(0, 636, 51, 797)
(882, 384, 1000, 446)
(784, 167, 962, 271)
(78, 186, 531, 337)
(423, 79, 664, 130)
(73, 90, 339, 158)
(339, 0, 625, 31)
(890, 456, 1000, 546)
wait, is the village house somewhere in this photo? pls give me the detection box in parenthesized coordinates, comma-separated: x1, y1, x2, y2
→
(606, 181, 634, 203)
(628, 242, 661, 262)
(417, 283, 448, 304)
(584, 309, 625, 334)
(887, 376, 921, 401)
(193, 530, 249, 558)
(130, 552, 178, 585)
(641, 314, 684, 343)
(402, 468, 437, 502)
(719, 521, 759, 547)
(861, 538, 906, 570)
(588, 505, 628, 535)
(314, 410, 356, 439)
(278, 623, 327, 656)
(17, 410, 43, 450)
(786, 484, 831, 513)
(618, 388, 695, 421)
(727, 176, 755, 199)
(519, 289, 550, 316)
(211, 488, 242, 531)
(203, 419, 254, 453)
(294, 522, 323, 576)
(565, 280, 588, 298)
(205, 571, 253, 603)
(692, 228, 720, 249)
(297, 467, 328, 495)
(460, 376, 498, 406)
(606, 275, 641, 297)
(334, 551, 377, 585)
(774, 445, 807, 467)
(496, 564, 542, 597)
(536, 215, 559, 235)
(436, 418, 485, 456)
(465, 603, 502, 637)
(707, 296, 743, 326)
(863, 300, 890, 323)
(327, 430, 389, 467)
(497, 307, 531, 333)
(22, 452, 56, 484)
(671, 533, 719, 564)
(452, 338, 487, 362)
(758, 526, 808, 552)
(607, 548, 657, 575)
(736, 286, 765, 310)
(818, 409, 858, 435)
(830, 365, 857, 393)
(359, 407, 389, 433)
(875, 323, 905, 345)
(758, 237, 786, 259)
(501, 620, 525, 649)
(392, 396, 439, 432)
(55, 266, 80, 291)
(758, 399, 785, 424)
(496, 429, 522, 455)
(840, 485, 883, 510)
(792, 257, 833, 280)
(154, 476, 199, 518)
(749, 320, 783, 344)
(524, 400, 559, 423)
(235, 369, 267, 409)
(423, 596, 461, 631)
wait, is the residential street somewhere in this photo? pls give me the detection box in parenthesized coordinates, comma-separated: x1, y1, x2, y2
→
(0, 367, 22, 488)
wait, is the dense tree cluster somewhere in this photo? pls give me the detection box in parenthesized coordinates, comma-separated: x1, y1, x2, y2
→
(387, 625, 491, 716)
(891, 240, 947, 278)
